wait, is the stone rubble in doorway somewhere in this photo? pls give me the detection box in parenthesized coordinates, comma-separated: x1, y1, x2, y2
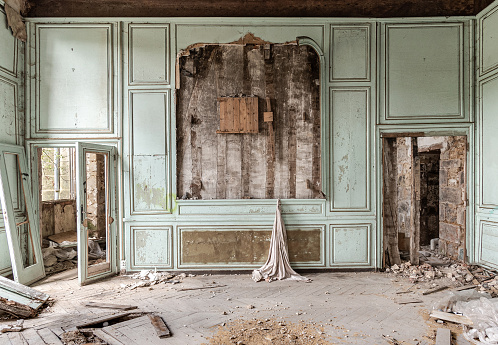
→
(42, 247, 77, 274)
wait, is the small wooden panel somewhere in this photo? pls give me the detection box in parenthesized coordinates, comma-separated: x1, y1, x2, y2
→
(217, 96, 258, 134)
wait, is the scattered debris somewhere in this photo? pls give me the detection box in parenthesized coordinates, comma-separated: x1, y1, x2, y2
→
(388, 260, 498, 297)
(120, 270, 185, 289)
(395, 298, 423, 305)
(203, 318, 334, 345)
(1, 319, 23, 333)
(177, 284, 227, 292)
(61, 330, 92, 345)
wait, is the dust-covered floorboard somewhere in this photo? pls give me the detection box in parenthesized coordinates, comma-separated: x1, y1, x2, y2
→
(0, 270, 472, 344)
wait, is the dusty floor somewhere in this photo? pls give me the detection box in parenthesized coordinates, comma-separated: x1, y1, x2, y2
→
(0, 269, 473, 344)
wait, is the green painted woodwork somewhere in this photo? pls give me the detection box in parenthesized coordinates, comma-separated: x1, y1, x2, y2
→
(15, 10, 490, 271)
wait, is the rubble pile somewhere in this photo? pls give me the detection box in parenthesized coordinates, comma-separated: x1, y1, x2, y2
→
(120, 270, 192, 289)
(388, 261, 498, 296)
(42, 247, 77, 274)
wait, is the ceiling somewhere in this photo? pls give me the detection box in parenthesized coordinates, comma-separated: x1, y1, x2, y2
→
(27, 0, 495, 18)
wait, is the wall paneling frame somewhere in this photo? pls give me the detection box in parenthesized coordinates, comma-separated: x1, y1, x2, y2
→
(18, 8, 496, 272)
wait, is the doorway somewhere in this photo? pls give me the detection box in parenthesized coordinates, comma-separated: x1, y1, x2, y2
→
(382, 136, 467, 267)
(35, 143, 117, 285)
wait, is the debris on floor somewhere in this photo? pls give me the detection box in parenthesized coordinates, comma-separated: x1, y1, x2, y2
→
(429, 288, 498, 344)
(120, 270, 185, 289)
(387, 259, 498, 296)
(1, 319, 23, 332)
(202, 318, 335, 345)
(0, 276, 50, 318)
(61, 329, 105, 345)
(42, 246, 77, 274)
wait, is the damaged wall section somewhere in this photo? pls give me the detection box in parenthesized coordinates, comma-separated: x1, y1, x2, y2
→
(176, 41, 321, 200)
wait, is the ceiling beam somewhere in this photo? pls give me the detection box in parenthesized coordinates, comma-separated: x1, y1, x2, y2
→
(27, 0, 495, 18)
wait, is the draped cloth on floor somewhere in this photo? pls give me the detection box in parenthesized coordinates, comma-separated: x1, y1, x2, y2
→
(252, 200, 309, 283)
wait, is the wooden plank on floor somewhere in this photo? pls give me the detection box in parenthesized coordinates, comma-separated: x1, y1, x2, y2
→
(435, 328, 451, 345)
(0, 335, 13, 345)
(430, 311, 473, 326)
(37, 328, 64, 344)
(82, 302, 138, 311)
(92, 329, 126, 345)
(148, 315, 171, 338)
(75, 312, 131, 328)
(17, 329, 43, 344)
(105, 315, 166, 345)
(6, 333, 25, 345)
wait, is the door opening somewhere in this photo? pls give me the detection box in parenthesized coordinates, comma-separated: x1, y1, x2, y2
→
(382, 136, 467, 267)
(37, 144, 116, 285)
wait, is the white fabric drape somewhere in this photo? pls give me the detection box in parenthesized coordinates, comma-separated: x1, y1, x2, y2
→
(252, 200, 309, 283)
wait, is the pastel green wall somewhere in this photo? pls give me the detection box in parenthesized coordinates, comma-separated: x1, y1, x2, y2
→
(22, 12, 484, 271)
(476, 2, 498, 269)
(0, 5, 24, 276)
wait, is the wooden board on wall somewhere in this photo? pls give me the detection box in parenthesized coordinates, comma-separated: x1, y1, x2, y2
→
(176, 44, 321, 200)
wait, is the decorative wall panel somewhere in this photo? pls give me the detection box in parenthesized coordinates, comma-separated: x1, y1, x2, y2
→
(131, 226, 172, 268)
(0, 10, 16, 77)
(130, 91, 169, 213)
(330, 25, 370, 81)
(480, 6, 498, 75)
(0, 78, 17, 145)
(331, 225, 370, 265)
(479, 222, 498, 267)
(179, 226, 324, 267)
(383, 23, 463, 121)
(129, 24, 169, 85)
(178, 201, 324, 216)
(0, 230, 11, 274)
(480, 74, 498, 207)
(37, 25, 113, 134)
(330, 88, 369, 211)
(176, 25, 324, 52)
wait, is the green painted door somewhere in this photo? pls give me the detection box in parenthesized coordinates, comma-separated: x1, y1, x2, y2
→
(76, 143, 117, 285)
(0, 143, 45, 285)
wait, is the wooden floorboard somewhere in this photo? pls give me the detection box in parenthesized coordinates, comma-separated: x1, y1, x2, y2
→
(0, 271, 476, 344)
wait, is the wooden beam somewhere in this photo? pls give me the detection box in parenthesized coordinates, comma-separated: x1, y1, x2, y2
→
(26, 0, 490, 18)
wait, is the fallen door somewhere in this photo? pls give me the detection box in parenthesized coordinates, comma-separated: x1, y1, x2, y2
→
(76, 143, 117, 285)
(0, 143, 45, 285)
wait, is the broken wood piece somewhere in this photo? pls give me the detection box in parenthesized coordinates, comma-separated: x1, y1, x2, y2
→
(82, 302, 138, 311)
(1, 319, 23, 333)
(148, 315, 171, 338)
(454, 284, 476, 291)
(430, 311, 473, 326)
(422, 286, 449, 295)
(435, 328, 451, 345)
(395, 298, 423, 305)
(177, 284, 227, 292)
(75, 312, 132, 329)
(264, 111, 273, 122)
(48, 230, 77, 244)
(396, 284, 416, 294)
